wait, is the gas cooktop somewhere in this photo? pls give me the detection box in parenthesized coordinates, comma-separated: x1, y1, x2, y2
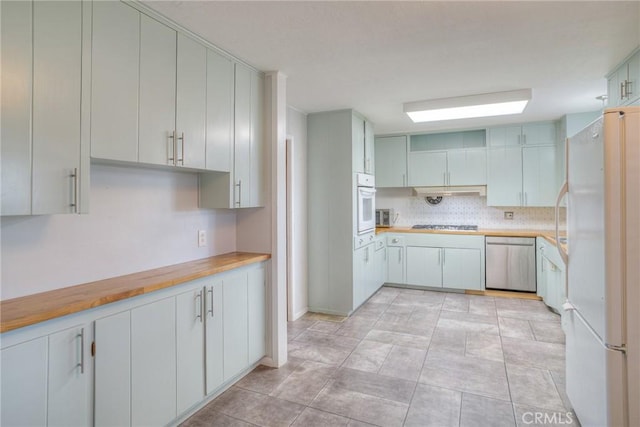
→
(412, 224, 479, 231)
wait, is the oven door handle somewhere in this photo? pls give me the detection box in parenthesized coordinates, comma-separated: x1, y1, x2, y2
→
(359, 188, 377, 196)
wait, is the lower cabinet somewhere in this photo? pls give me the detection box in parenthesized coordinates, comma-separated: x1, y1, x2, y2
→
(536, 238, 566, 313)
(354, 243, 381, 308)
(1, 325, 90, 427)
(385, 233, 485, 291)
(373, 241, 387, 291)
(92, 262, 267, 427)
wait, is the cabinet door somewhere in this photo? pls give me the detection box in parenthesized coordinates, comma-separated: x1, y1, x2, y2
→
(205, 281, 224, 394)
(95, 311, 131, 427)
(32, 1, 82, 214)
(223, 272, 249, 381)
(1, 0, 32, 215)
(626, 51, 640, 103)
(248, 266, 266, 364)
(206, 50, 234, 172)
(90, 1, 139, 162)
(48, 325, 90, 427)
(536, 243, 548, 301)
(387, 246, 404, 284)
(131, 298, 177, 427)
(352, 115, 365, 173)
(249, 70, 265, 207)
(408, 151, 447, 186)
(176, 287, 205, 414)
(442, 248, 481, 290)
(608, 74, 621, 108)
(353, 246, 367, 308)
(375, 136, 407, 187)
(364, 120, 375, 174)
(405, 246, 442, 287)
(487, 147, 523, 206)
(234, 64, 252, 207)
(522, 145, 557, 207)
(522, 122, 557, 146)
(374, 247, 387, 290)
(176, 34, 207, 169)
(139, 15, 176, 166)
(447, 148, 487, 186)
(487, 126, 521, 147)
(0, 338, 48, 427)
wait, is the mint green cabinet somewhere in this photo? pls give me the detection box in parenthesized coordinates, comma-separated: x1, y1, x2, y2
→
(442, 248, 482, 290)
(375, 136, 407, 187)
(176, 286, 205, 415)
(223, 272, 249, 381)
(406, 246, 442, 287)
(447, 148, 487, 185)
(522, 145, 558, 206)
(364, 120, 375, 174)
(607, 48, 640, 107)
(487, 126, 522, 147)
(408, 151, 447, 186)
(373, 240, 387, 290)
(353, 245, 368, 308)
(248, 266, 266, 365)
(204, 281, 224, 394)
(487, 147, 523, 206)
(205, 50, 234, 172)
(352, 114, 375, 174)
(387, 246, 404, 284)
(90, 1, 139, 163)
(488, 122, 556, 147)
(536, 238, 566, 313)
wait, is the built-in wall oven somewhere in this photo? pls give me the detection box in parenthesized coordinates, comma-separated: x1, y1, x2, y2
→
(356, 173, 376, 234)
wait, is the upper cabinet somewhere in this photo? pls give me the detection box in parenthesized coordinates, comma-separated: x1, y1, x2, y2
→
(374, 135, 408, 187)
(352, 114, 375, 174)
(205, 50, 234, 173)
(407, 130, 486, 187)
(199, 65, 265, 209)
(607, 47, 640, 107)
(486, 121, 559, 207)
(1, 0, 87, 216)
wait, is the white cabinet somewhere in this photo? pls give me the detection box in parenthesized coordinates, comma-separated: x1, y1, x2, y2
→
(406, 246, 442, 287)
(607, 47, 640, 107)
(138, 14, 177, 166)
(131, 298, 177, 427)
(352, 115, 375, 174)
(223, 272, 249, 381)
(204, 280, 224, 394)
(365, 119, 375, 174)
(94, 311, 131, 427)
(90, 1, 140, 162)
(1, 325, 90, 427)
(200, 65, 265, 208)
(176, 286, 205, 414)
(206, 50, 234, 172)
(408, 151, 448, 186)
(248, 266, 266, 364)
(375, 135, 407, 187)
(1, 0, 85, 216)
(487, 122, 556, 147)
(1, 337, 48, 427)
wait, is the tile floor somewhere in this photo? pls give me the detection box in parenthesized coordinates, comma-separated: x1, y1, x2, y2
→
(181, 287, 579, 427)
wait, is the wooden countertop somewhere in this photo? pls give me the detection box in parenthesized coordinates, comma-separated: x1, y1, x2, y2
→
(377, 227, 567, 249)
(0, 252, 270, 333)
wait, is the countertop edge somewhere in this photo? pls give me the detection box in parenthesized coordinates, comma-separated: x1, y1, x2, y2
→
(1, 252, 271, 334)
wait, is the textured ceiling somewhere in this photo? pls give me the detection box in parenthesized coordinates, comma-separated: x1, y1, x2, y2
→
(143, 1, 640, 134)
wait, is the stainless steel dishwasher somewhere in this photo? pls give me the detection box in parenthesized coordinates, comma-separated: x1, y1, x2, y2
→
(485, 236, 536, 292)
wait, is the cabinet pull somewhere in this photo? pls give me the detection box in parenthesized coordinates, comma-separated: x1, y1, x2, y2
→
(398, 249, 402, 263)
(70, 168, 78, 213)
(207, 287, 214, 317)
(402, 174, 406, 186)
(447, 172, 451, 186)
(442, 248, 445, 265)
(519, 192, 522, 205)
(168, 131, 176, 164)
(438, 249, 441, 265)
(177, 132, 185, 165)
(235, 180, 242, 207)
(621, 81, 626, 100)
(443, 172, 447, 186)
(195, 291, 203, 322)
(518, 134, 521, 145)
(524, 192, 528, 206)
(624, 80, 632, 98)
(523, 134, 527, 145)
(77, 328, 85, 374)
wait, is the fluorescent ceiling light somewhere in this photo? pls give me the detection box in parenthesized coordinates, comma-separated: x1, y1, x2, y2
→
(404, 89, 532, 123)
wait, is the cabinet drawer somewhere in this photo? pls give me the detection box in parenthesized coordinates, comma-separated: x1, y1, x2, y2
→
(386, 235, 404, 247)
(354, 233, 376, 249)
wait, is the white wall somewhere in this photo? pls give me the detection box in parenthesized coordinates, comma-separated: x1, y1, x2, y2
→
(1, 164, 236, 300)
(286, 106, 308, 320)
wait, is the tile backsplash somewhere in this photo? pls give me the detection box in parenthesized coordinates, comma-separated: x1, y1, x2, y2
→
(377, 188, 566, 230)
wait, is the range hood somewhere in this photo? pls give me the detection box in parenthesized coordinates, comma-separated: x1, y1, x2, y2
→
(412, 185, 487, 197)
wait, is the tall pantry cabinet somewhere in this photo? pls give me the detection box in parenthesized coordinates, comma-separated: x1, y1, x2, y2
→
(307, 110, 381, 316)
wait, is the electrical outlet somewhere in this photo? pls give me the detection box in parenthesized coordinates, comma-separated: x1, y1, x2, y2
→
(504, 211, 514, 220)
(198, 230, 207, 247)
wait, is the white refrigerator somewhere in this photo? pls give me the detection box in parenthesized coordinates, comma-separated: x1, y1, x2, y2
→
(556, 107, 639, 427)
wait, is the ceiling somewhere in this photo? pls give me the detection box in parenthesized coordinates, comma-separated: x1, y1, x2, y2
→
(143, 1, 640, 135)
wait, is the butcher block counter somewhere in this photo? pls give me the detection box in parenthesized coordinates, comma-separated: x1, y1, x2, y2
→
(0, 251, 270, 333)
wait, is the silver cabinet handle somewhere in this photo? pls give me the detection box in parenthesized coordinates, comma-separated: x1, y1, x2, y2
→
(235, 180, 242, 207)
(70, 168, 78, 213)
(518, 192, 522, 206)
(365, 247, 369, 263)
(177, 132, 185, 165)
(624, 80, 632, 98)
(621, 81, 626, 100)
(384, 248, 387, 261)
(518, 134, 521, 145)
(438, 248, 441, 265)
(398, 249, 402, 263)
(447, 172, 451, 186)
(443, 248, 445, 265)
(402, 173, 406, 187)
(195, 290, 203, 322)
(168, 131, 176, 164)
(392, 238, 399, 244)
(77, 328, 85, 374)
(206, 287, 214, 317)
(523, 134, 527, 144)
(443, 172, 446, 185)
(524, 192, 528, 206)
